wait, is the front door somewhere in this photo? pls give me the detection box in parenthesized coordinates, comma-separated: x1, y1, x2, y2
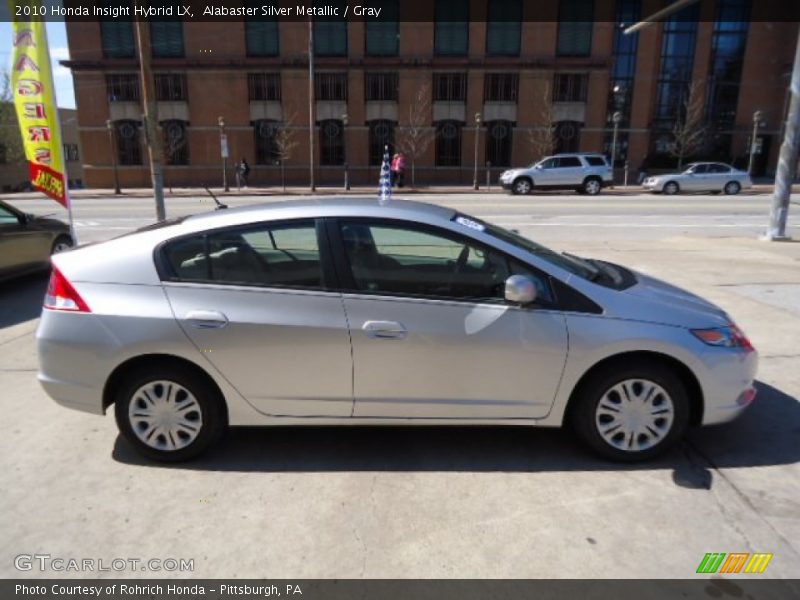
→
(161, 219, 353, 417)
(333, 219, 568, 419)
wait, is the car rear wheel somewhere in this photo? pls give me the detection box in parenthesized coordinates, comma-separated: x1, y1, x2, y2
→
(512, 177, 533, 195)
(570, 361, 689, 461)
(663, 181, 680, 195)
(583, 177, 602, 196)
(724, 181, 741, 195)
(51, 235, 74, 255)
(114, 365, 227, 462)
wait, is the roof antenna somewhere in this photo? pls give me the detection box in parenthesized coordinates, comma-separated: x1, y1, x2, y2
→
(204, 186, 228, 210)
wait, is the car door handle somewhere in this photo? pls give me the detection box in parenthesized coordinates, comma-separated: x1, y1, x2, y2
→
(185, 310, 229, 329)
(362, 320, 407, 340)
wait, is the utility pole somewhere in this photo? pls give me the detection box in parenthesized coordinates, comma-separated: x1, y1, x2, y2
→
(106, 119, 121, 194)
(308, 18, 316, 192)
(610, 111, 622, 188)
(764, 28, 800, 241)
(472, 112, 481, 190)
(748, 110, 763, 176)
(133, 12, 166, 221)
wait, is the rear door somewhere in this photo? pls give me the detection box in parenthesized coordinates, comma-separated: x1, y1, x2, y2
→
(160, 219, 353, 417)
(554, 156, 584, 185)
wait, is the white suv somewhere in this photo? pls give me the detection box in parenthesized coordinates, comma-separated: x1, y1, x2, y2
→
(499, 153, 613, 195)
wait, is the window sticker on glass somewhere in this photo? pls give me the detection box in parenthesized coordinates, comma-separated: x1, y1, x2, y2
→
(454, 216, 485, 231)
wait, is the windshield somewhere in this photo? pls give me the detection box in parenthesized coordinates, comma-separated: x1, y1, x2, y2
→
(452, 214, 597, 280)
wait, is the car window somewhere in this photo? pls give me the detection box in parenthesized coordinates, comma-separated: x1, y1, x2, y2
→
(0, 205, 19, 224)
(339, 221, 551, 303)
(708, 163, 731, 173)
(559, 156, 582, 167)
(584, 156, 606, 167)
(164, 221, 323, 289)
(539, 158, 558, 169)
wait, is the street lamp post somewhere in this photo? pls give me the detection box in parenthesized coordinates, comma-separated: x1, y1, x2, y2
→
(218, 116, 229, 192)
(610, 111, 622, 188)
(105, 119, 121, 195)
(473, 112, 482, 190)
(342, 113, 350, 191)
(748, 110, 763, 176)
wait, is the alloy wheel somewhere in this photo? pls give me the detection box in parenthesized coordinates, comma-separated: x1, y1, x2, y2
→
(514, 179, 532, 195)
(584, 179, 601, 195)
(725, 181, 741, 195)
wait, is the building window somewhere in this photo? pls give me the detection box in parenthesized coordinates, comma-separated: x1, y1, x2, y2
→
(365, 0, 399, 56)
(433, 73, 466, 102)
(368, 120, 395, 165)
(485, 120, 513, 167)
(653, 3, 700, 131)
(365, 73, 398, 101)
(245, 19, 279, 56)
(554, 120, 582, 154)
(154, 74, 187, 101)
(63, 144, 79, 162)
(248, 74, 282, 101)
(150, 21, 184, 58)
(484, 73, 519, 102)
(320, 120, 345, 166)
(106, 74, 140, 102)
(557, 0, 594, 57)
(435, 120, 462, 166)
(162, 120, 189, 165)
(254, 119, 280, 165)
(553, 74, 588, 102)
(314, 6, 348, 57)
(434, 0, 469, 56)
(315, 73, 348, 101)
(114, 120, 141, 165)
(100, 21, 135, 58)
(486, 0, 522, 56)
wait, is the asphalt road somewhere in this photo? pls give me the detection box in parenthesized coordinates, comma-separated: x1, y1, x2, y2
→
(0, 191, 798, 582)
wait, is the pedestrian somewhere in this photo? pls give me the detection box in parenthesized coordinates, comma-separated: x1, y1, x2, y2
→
(235, 158, 251, 190)
(637, 157, 649, 185)
(390, 153, 400, 187)
(395, 152, 406, 188)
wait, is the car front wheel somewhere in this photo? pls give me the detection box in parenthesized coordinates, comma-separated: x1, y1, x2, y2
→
(114, 365, 227, 462)
(570, 361, 689, 461)
(512, 178, 533, 195)
(663, 181, 680, 195)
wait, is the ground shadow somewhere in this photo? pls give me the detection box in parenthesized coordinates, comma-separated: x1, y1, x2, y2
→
(112, 380, 799, 478)
(0, 271, 49, 329)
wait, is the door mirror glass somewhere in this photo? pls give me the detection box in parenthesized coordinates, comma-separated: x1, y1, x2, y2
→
(505, 275, 538, 305)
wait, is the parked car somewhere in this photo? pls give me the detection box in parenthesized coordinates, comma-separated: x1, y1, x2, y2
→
(0, 199, 74, 282)
(37, 200, 757, 462)
(499, 153, 613, 195)
(642, 162, 752, 195)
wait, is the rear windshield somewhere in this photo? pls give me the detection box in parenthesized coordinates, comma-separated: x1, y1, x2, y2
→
(585, 156, 607, 167)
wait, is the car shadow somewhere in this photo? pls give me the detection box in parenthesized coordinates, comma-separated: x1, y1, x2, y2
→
(0, 271, 49, 329)
(111, 380, 799, 482)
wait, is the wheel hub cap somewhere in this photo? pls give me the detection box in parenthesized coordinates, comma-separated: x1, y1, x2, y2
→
(595, 379, 674, 452)
(129, 380, 203, 451)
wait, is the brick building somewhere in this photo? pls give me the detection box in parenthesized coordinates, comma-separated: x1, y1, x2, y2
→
(63, 0, 799, 189)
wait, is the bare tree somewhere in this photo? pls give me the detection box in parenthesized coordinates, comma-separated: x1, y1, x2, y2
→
(0, 70, 26, 166)
(527, 81, 556, 162)
(396, 82, 434, 188)
(273, 110, 299, 192)
(670, 79, 706, 170)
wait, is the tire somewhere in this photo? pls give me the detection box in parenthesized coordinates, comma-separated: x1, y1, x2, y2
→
(512, 177, 533, 195)
(582, 177, 602, 196)
(114, 365, 227, 462)
(662, 181, 680, 195)
(51, 234, 74, 255)
(724, 181, 741, 195)
(569, 360, 690, 462)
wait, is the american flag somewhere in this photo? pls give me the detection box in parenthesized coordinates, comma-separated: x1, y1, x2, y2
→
(378, 145, 392, 205)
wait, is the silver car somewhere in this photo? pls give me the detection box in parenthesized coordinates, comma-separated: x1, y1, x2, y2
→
(642, 162, 753, 195)
(37, 200, 758, 462)
(499, 153, 613, 196)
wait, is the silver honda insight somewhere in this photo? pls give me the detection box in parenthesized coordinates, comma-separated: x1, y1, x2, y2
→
(37, 199, 758, 462)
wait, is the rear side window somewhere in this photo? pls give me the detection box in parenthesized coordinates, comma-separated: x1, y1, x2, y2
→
(708, 164, 731, 173)
(558, 156, 582, 167)
(584, 156, 606, 167)
(162, 220, 323, 289)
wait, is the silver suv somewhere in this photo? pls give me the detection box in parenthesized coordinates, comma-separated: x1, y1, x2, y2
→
(499, 153, 613, 195)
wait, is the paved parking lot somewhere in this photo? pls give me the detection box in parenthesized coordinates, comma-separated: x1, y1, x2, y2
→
(1, 191, 798, 580)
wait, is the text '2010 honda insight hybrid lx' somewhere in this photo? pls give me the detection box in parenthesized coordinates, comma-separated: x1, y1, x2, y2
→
(37, 200, 757, 462)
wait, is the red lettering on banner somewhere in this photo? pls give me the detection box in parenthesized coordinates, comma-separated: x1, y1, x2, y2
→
(14, 54, 39, 72)
(28, 162, 66, 207)
(13, 30, 35, 47)
(34, 148, 52, 165)
(16, 79, 43, 96)
(23, 103, 47, 119)
(28, 126, 51, 142)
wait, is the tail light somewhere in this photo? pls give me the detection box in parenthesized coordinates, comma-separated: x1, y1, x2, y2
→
(44, 267, 90, 312)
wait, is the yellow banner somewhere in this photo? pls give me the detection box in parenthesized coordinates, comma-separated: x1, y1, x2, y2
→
(10, 4, 68, 207)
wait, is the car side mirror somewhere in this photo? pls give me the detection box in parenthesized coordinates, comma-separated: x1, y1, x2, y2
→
(505, 275, 538, 305)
